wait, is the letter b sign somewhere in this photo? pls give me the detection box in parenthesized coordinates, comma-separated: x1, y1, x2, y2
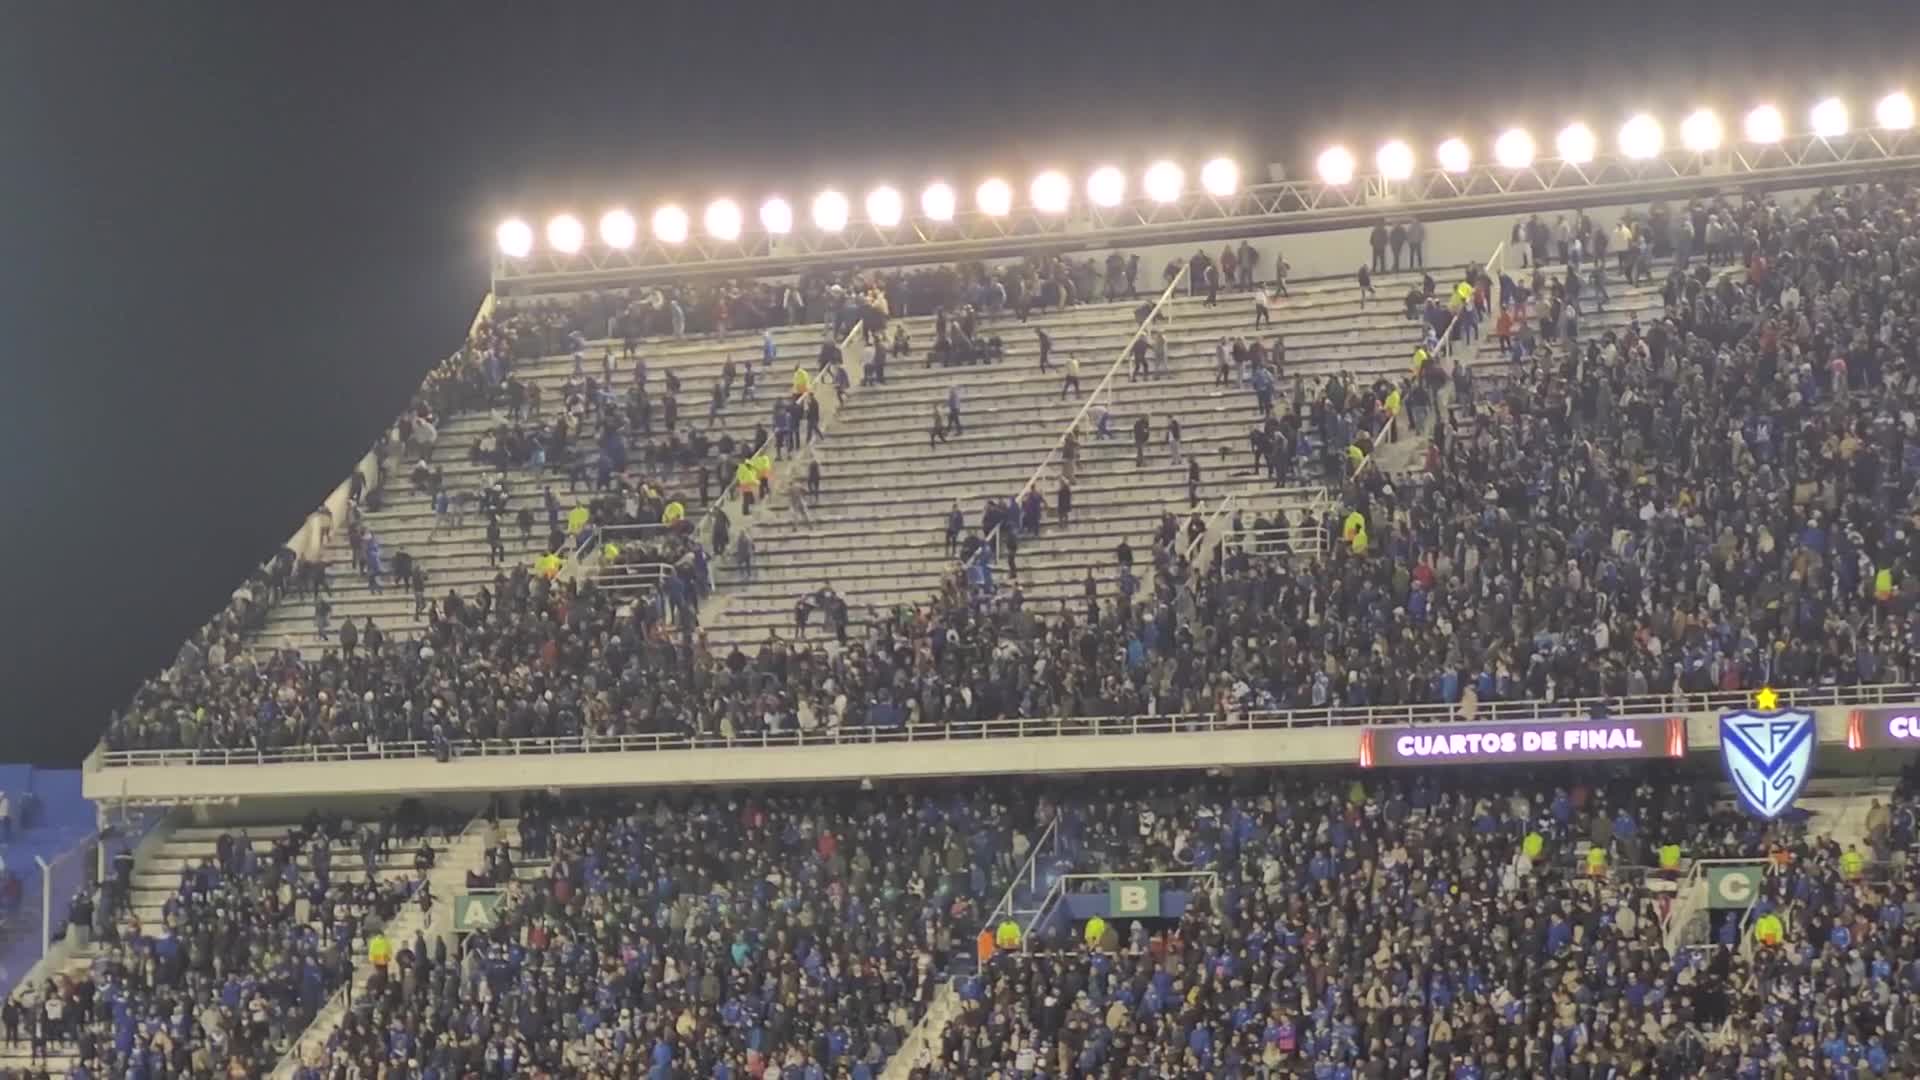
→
(1108, 880, 1162, 917)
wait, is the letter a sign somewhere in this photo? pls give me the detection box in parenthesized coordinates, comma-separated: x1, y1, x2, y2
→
(1720, 707, 1815, 820)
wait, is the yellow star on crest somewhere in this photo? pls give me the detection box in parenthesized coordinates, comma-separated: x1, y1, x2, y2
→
(1754, 687, 1780, 711)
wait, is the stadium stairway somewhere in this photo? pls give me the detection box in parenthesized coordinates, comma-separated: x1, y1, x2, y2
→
(695, 270, 1665, 647)
(0, 816, 469, 1077)
(251, 261, 1661, 656)
(882, 979, 960, 1080)
(272, 817, 489, 1080)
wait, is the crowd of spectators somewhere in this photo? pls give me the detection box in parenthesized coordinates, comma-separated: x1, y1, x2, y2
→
(105, 180, 1920, 758)
(2, 812, 447, 1078)
(14, 764, 1913, 1077)
(296, 788, 1033, 1079)
(928, 764, 1920, 1078)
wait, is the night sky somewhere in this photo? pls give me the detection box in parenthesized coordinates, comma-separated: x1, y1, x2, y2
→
(0, 2, 1913, 765)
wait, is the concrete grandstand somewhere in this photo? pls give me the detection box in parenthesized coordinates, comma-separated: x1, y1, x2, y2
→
(9, 107, 1920, 1080)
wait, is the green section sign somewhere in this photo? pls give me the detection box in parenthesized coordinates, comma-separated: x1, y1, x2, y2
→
(1707, 867, 1764, 909)
(1108, 880, 1161, 918)
(454, 893, 502, 931)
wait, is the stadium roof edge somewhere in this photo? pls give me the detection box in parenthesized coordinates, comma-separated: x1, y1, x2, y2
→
(493, 135, 1920, 296)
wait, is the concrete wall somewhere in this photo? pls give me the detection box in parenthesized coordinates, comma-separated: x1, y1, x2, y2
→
(85, 701, 1913, 802)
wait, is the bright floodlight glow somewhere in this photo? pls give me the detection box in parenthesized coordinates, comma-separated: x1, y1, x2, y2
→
(598, 209, 637, 249)
(1745, 104, 1785, 144)
(865, 186, 903, 227)
(650, 205, 689, 245)
(1375, 141, 1415, 181)
(759, 197, 794, 235)
(1142, 160, 1184, 203)
(1493, 128, 1535, 169)
(702, 199, 742, 242)
(1680, 108, 1723, 152)
(1030, 170, 1071, 214)
(1315, 146, 1356, 186)
(496, 218, 534, 258)
(1435, 137, 1471, 174)
(1086, 166, 1126, 207)
(1811, 97, 1849, 138)
(1200, 157, 1240, 197)
(1877, 92, 1915, 131)
(1618, 114, 1664, 159)
(975, 177, 1013, 217)
(545, 214, 585, 254)
(1555, 123, 1597, 164)
(920, 182, 956, 221)
(811, 190, 850, 232)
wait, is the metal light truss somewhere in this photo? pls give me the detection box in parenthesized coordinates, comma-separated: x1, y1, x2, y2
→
(494, 130, 1920, 295)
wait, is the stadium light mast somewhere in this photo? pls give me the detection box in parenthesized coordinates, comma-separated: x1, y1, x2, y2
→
(545, 214, 584, 254)
(703, 199, 743, 242)
(1493, 128, 1535, 169)
(1374, 141, 1414, 182)
(1142, 161, 1184, 203)
(1315, 146, 1355, 186)
(975, 177, 1013, 217)
(1086, 166, 1126, 208)
(1555, 123, 1597, 165)
(920, 182, 957, 222)
(758, 197, 794, 235)
(1744, 104, 1785, 144)
(496, 218, 534, 258)
(651, 205, 690, 245)
(1030, 170, 1071, 214)
(1810, 97, 1850, 138)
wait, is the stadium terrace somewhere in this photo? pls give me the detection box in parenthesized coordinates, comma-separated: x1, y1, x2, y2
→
(15, 87, 1920, 1080)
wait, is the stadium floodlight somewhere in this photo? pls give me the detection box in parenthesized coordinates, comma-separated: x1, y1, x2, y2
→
(865, 186, 904, 228)
(1877, 91, 1915, 131)
(1435, 137, 1471, 174)
(1375, 140, 1414, 182)
(545, 213, 585, 254)
(1142, 160, 1184, 203)
(1086, 166, 1126, 207)
(598, 209, 637, 249)
(1199, 156, 1240, 197)
(496, 218, 534, 258)
(1493, 128, 1535, 169)
(1315, 146, 1356, 186)
(811, 189, 850, 232)
(920, 182, 957, 222)
(759, 197, 794, 235)
(1618, 114, 1664, 159)
(1745, 104, 1785, 144)
(1680, 108, 1723, 152)
(1811, 97, 1849, 138)
(976, 177, 1013, 217)
(651, 205, 690, 245)
(1555, 123, 1597, 164)
(703, 199, 743, 242)
(1030, 170, 1071, 214)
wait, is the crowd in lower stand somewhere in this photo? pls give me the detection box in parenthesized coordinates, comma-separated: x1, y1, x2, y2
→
(7, 769, 1915, 1078)
(3, 813, 449, 1078)
(930, 765, 1920, 1079)
(295, 789, 1024, 1080)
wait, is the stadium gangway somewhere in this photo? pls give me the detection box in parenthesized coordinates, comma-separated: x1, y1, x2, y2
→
(1018, 870, 1221, 948)
(979, 815, 1062, 947)
(1661, 856, 1773, 955)
(93, 679, 1920, 769)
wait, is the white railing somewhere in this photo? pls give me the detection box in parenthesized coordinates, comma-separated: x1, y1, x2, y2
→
(93, 680, 1920, 770)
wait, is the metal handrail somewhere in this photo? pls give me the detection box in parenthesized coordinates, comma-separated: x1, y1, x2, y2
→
(96, 680, 1919, 770)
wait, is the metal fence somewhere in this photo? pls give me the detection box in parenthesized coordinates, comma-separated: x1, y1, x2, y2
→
(95, 680, 1920, 770)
